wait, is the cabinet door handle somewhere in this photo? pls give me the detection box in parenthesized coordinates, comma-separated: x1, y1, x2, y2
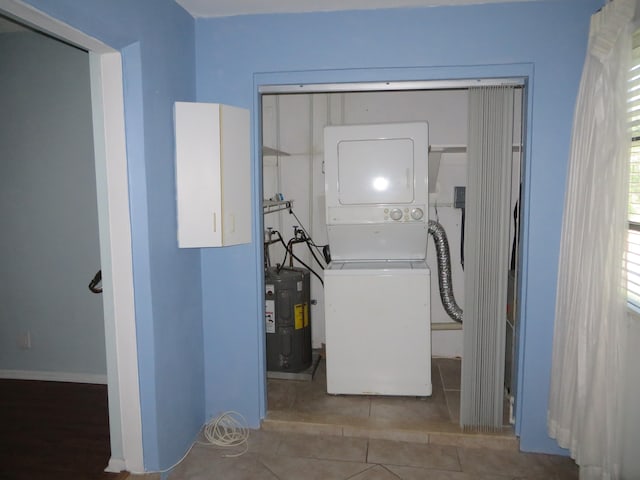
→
(213, 212, 217, 232)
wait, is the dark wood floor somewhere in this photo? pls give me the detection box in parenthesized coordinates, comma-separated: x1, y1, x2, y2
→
(0, 380, 129, 480)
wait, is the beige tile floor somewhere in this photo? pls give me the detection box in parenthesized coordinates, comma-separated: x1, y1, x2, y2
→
(263, 357, 510, 446)
(163, 357, 578, 479)
(165, 428, 578, 479)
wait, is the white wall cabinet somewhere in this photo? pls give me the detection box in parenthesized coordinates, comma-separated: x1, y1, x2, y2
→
(174, 102, 251, 248)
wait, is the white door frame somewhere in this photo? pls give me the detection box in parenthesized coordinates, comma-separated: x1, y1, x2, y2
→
(0, 0, 143, 473)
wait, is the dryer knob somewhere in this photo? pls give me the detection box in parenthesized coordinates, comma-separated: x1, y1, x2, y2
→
(390, 208, 403, 221)
(410, 208, 424, 220)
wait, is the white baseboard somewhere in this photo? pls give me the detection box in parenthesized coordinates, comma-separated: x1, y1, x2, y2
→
(105, 457, 126, 473)
(0, 369, 108, 384)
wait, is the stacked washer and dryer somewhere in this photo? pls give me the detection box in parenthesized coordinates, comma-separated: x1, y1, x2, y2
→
(323, 122, 432, 397)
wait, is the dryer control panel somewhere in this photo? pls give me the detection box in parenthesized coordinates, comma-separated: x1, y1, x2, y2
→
(326, 205, 427, 224)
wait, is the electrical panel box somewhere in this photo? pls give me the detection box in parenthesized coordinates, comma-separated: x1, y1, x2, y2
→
(454, 186, 466, 209)
(174, 102, 251, 248)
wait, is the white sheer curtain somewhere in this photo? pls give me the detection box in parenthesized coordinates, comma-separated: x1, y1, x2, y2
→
(549, 1, 636, 479)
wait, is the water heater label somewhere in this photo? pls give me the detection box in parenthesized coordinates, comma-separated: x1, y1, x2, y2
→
(295, 304, 304, 329)
(297, 281, 303, 292)
(265, 299, 275, 333)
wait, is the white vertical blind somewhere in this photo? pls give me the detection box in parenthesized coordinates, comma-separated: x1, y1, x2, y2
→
(627, 31, 640, 308)
(461, 86, 515, 431)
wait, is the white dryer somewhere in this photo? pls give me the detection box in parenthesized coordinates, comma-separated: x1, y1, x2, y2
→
(323, 122, 432, 396)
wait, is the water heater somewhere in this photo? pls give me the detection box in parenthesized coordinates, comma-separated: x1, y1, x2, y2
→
(265, 267, 312, 373)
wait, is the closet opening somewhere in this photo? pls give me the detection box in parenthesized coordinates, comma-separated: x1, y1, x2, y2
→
(259, 79, 525, 437)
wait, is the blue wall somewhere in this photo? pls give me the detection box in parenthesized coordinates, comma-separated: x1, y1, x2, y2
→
(18, 0, 204, 471)
(9, 0, 605, 469)
(195, 0, 602, 454)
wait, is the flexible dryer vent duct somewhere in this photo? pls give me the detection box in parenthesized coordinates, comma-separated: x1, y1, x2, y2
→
(428, 220, 463, 323)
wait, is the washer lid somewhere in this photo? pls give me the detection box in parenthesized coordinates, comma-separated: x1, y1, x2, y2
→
(329, 260, 429, 271)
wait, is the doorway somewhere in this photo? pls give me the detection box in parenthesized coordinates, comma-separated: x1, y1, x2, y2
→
(260, 81, 524, 436)
(0, 15, 117, 476)
(0, 1, 142, 472)
(0, 15, 105, 384)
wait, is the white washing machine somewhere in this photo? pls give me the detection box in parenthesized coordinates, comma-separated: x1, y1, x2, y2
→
(323, 122, 432, 396)
(324, 260, 431, 396)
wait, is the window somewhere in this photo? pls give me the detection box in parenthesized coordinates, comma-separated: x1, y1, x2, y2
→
(627, 31, 640, 308)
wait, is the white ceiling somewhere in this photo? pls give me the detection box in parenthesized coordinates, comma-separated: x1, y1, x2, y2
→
(175, 0, 540, 18)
